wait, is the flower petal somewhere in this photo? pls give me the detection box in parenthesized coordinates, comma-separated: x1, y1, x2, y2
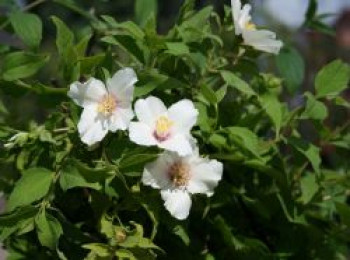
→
(78, 105, 108, 146)
(168, 99, 198, 133)
(187, 157, 223, 196)
(129, 122, 157, 146)
(107, 68, 137, 105)
(68, 78, 107, 107)
(134, 96, 167, 125)
(159, 134, 193, 156)
(242, 29, 283, 54)
(108, 107, 134, 132)
(142, 152, 177, 189)
(161, 189, 192, 220)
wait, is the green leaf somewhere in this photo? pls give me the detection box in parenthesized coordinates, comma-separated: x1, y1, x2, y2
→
(301, 93, 328, 121)
(200, 84, 217, 105)
(299, 173, 318, 204)
(276, 47, 305, 94)
(226, 127, 261, 158)
(51, 16, 74, 57)
(259, 93, 283, 136)
(315, 59, 350, 98)
(288, 137, 321, 173)
(221, 71, 256, 97)
(1, 51, 49, 81)
(135, 0, 157, 27)
(0, 206, 38, 227)
(10, 12, 42, 49)
(7, 168, 54, 211)
(59, 163, 102, 191)
(35, 210, 63, 249)
(165, 42, 190, 56)
(335, 202, 350, 227)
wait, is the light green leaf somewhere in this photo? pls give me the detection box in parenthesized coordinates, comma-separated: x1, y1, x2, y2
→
(299, 173, 318, 204)
(288, 137, 321, 173)
(315, 59, 350, 98)
(301, 93, 328, 121)
(135, 0, 157, 27)
(59, 163, 102, 191)
(51, 16, 74, 57)
(276, 47, 305, 94)
(259, 93, 283, 136)
(165, 42, 190, 56)
(200, 84, 217, 105)
(7, 168, 54, 211)
(1, 51, 49, 81)
(10, 12, 42, 49)
(35, 210, 63, 249)
(221, 71, 256, 97)
(226, 127, 261, 158)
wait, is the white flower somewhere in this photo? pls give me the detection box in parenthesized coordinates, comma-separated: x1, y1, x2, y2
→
(68, 68, 137, 146)
(129, 96, 198, 156)
(231, 0, 283, 54)
(142, 151, 223, 220)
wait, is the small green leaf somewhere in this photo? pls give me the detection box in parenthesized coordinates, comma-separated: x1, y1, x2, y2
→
(315, 59, 350, 98)
(7, 168, 54, 211)
(51, 16, 74, 57)
(288, 137, 321, 173)
(35, 210, 63, 249)
(135, 0, 157, 27)
(299, 173, 318, 204)
(259, 93, 283, 136)
(276, 47, 305, 94)
(221, 71, 256, 97)
(165, 42, 190, 56)
(301, 93, 328, 121)
(1, 51, 49, 81)
(200, 84, 217, 105)
(10, 12, 42, 49)
(226, 127, 261, 158)
(59, 163, 102, 191)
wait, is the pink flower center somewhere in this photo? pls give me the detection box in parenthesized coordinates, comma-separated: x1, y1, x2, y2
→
(153, 116, 173, 142)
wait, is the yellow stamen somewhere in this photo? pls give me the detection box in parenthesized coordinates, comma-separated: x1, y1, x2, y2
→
(97, 95, 117, 115)
(169, 161, 190, 187)
(155, 116, 173, 137)
(245, 21, 256, 30)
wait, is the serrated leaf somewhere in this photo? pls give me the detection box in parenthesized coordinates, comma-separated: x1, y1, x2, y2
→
(7, 168, 54, 211)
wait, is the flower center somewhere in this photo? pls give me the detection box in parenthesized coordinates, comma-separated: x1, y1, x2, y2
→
(168, 161, 190, 187)
(97, 95, 117, 116)
(245, 21, 256, 30)
(153, 116, 173, 142)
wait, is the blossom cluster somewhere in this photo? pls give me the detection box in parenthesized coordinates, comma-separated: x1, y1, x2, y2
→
(67, 0, 282, 220)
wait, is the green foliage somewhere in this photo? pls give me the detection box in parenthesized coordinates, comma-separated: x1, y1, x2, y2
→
(0, 1, 349, 259)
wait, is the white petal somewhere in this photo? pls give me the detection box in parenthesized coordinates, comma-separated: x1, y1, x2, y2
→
(106, 68, 137, 105)
(159, 134, 193, 156)
(78, 105, 108, 146)
(108, 107, 134, 132)
(243, 29, 283, 54)
(168, 99, 198, 133)
(68, 78, 107, 107)
(187, 157, 223, 196)
(129, 122, 157, 146)
(134, 96, 167, 125)
(161, 189, 192, 220)
(142, 152, 177, 189)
